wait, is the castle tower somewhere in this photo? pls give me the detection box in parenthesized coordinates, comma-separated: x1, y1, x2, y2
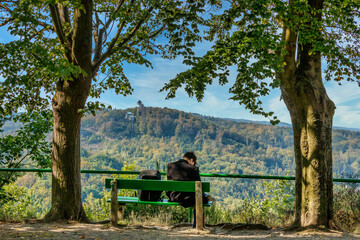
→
(137, 100, 144, 115)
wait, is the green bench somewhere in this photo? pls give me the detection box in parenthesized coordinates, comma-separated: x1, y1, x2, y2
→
(105, 178, 212, 230)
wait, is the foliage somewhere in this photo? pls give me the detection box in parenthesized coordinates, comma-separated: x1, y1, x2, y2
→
(0, 183, 48, 221)
(83, 192, 110, 222)
(0, 0, 211, 119)
(333, 178, 360, 232)
(0, 111, 52, 202)
(161, 0, 360, 123)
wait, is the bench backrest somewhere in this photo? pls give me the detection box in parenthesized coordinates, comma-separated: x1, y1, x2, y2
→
(105, 179, 210, 192)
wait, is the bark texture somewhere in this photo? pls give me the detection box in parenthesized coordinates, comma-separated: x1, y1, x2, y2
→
(279, 0, 335, 228)
(281, 48, 335, 227)
(45, 0, 92, 222)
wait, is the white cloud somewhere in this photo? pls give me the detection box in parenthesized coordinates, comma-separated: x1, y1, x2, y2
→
(326, 81, 360, 105)
(325, 81, 360, 128)
(334, 105, 360, 128)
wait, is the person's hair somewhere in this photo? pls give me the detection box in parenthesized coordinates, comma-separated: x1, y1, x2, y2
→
(183, 151, 197, 164)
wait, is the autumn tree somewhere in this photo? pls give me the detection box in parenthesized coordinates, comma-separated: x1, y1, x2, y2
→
(0, 0, 208, 222)
(162, 0, 360, 228)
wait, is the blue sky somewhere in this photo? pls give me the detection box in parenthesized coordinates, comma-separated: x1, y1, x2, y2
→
(1, 18, 359, 129)
(98, 55, 360, 129)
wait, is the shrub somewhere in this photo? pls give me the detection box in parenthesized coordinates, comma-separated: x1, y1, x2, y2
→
(0, 184, 48, 221)
(333, 182, 360, 232)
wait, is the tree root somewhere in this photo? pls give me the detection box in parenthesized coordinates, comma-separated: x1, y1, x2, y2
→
(284, 225, 332, 233)
(206, 223, 270, 231)
(37, 206, 91, 223)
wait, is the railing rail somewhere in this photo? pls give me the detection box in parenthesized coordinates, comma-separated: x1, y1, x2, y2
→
(1, 168, 359, 183)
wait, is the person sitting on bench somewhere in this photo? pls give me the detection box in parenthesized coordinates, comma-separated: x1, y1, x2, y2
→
(166, 151, 214, 207)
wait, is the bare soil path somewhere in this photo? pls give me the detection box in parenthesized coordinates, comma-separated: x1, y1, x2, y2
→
(1, 222, 359, 240)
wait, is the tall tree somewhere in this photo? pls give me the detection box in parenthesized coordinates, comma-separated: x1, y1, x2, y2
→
(162, 0, 360, 227)
(0, 0, 207, 221)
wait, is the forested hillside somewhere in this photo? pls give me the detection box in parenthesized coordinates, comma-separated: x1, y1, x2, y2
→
(2, 106, 360, 206)
(76, 106, 360, 202)
(80, 106, 360, 175)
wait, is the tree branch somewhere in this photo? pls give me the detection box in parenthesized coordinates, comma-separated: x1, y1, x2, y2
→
(93, 0, 127, 65)
(93, 12, 102, 60)
(49, 4, 66, 45)
(128, 24, 166, 47)
(116, 5, 155, 50)
(0, 3, 12, 13)
(59, 5, 71, 25)
(0, 16, 13, 27)
(0, 151, 30, 189)
(27, 26, 48, 41)
(92, 0, 136, 73)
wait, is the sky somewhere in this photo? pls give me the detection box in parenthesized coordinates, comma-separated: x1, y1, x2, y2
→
(97, 51, 360, 129)
(1, 13, 360, 129)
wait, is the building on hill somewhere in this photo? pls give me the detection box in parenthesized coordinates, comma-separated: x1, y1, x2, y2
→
(125, 112, 135, 121)
(125, 112, 135, 136)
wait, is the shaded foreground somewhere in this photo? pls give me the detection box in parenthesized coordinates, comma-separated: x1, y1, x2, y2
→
(0, 222, 359, 240)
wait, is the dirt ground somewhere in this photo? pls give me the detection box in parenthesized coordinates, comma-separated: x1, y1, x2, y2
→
(1, 222, 359, 240)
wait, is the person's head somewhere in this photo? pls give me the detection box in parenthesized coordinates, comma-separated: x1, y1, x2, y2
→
(183, 151, 197, 166)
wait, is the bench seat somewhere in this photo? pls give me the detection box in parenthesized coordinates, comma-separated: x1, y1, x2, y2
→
(108, 196, 212, 206)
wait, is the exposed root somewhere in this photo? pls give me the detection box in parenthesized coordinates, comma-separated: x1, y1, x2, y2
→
(206, 223, 270, 231)
(89, 220, 111, 224)
(170, 223, 192, 228)
(39, 206, 91, 223)
(284, 225, 331, 233)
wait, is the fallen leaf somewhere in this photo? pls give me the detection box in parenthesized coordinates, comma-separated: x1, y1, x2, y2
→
(80, 235, 85, 239)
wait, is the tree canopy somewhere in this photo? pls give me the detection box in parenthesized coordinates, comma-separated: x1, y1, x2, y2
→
(162, 0, 360, 123)
(0, 0, 211, 118)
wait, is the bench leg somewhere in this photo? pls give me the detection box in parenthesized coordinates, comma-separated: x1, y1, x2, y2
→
(203, 209, 205, 227)
(111, 179, 118, 226)
(118, 205, 124, 221)
(188, 207, 193, 223)
(195, 181, 204, 230)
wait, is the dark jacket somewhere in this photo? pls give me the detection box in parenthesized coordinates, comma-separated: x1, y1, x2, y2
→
(166, 159, 208, 208)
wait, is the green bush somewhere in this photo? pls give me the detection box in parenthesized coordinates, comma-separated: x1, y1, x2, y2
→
(333, 182, 360, 232)
(0, 184, 48, 221)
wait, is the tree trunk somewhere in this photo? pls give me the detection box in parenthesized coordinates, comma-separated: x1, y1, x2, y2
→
(281, 44, 335, 227)
(45, 0, 93, 222)
(45, 79, 90, 222)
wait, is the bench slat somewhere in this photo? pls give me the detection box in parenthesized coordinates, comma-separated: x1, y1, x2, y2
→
(107, 196, 212, 206)
(105, 179, 210, 192)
